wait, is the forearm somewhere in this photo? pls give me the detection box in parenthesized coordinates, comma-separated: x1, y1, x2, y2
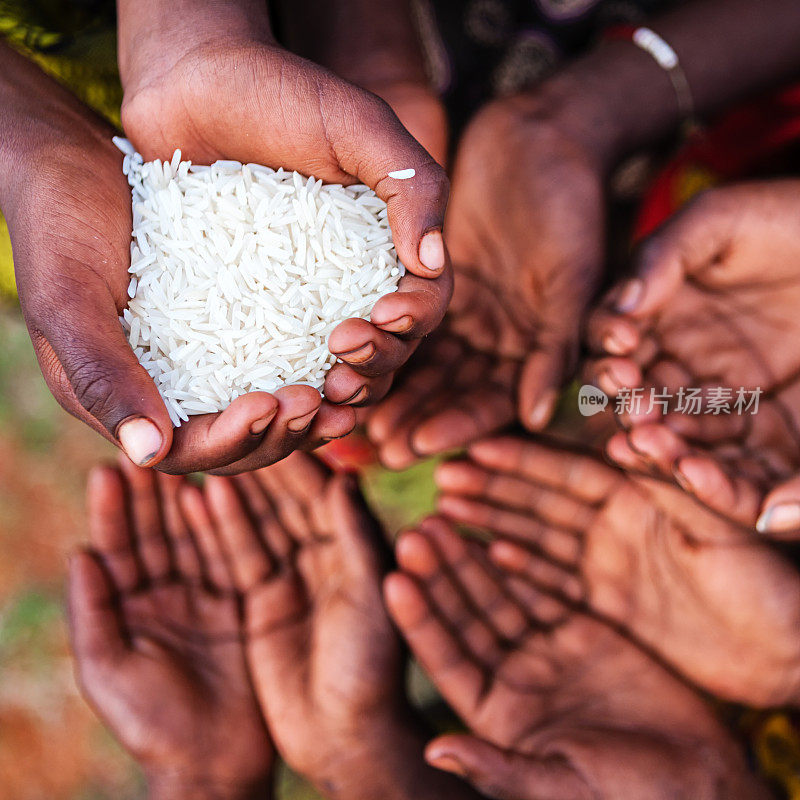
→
(116, 0, 275, 88)
(275, 0, 427, 90)
(0, 41, 108, 213)
(533, 0, 800, 170)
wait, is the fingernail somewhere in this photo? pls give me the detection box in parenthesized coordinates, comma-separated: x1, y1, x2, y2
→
(335, 385, 369, 406)
(603, 328, 635, 355)
(376, 315, 413, 334)
(615, 279, 643, 313)
(419, 230, 445, 274)
(117, 417, 163, 466)
(335, 342, 375, 364)
(672, 461, 696, 494)
(249, 407, 278, 436)
(427, 754, 466, 777)
(287, 408, 320, 433)
(529, 390, 557, 430)
(756, 503, 800, 534)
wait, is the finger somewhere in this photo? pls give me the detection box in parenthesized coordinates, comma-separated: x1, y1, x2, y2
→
(591, 356, 643, 398)
(157, 472, 202, 580)
(436, 465, 596, 533)
(758, 474, 800, 539)
(672, 455, 760, 526)
(233, 472, 295, 561)
(330, 90, 451, 280)
(87, 465, 142, 592)
(370, 269, 453, 337)
(411, 382, 516, 457)
(489, 540, 583, 603)
(502, 576, 571, 627)
(302, 401, 358, 448)
(328, 317, 418, 377)
(117, 456, 172, 583)
(626, 423, 692, 480)
(422, 521, 528, 641)
(326, 472, 388, 580)
(196, 386, 325, 475)
(426, 734, 591, 800)
(208, 401, 354, 476)
(383, 571, 485, 721)
(26, 291, 173, 467)
(585, 305, 642, 356)
(366, 336, 463, 445)
(205, 476, 272, 592)
(618, 190, 734, 318)
(67, 550, 128, 682)
(467, 437, 619, 505)
(323, 364, 394, 406)
(156, 391, 281, 474)
(519, 345, 567, 432)
(178, 483, 234, 592)
(437, 492, 581, 567)
(397, 525, 501, 665)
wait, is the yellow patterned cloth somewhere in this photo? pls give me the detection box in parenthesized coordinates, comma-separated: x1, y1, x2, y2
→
(0, 0, 121, 299)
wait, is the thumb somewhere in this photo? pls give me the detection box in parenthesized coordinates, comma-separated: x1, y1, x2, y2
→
(619, 191, 734, 318)
(425, 734, 589, 800)
(519, 341, 572, 432)
(67, 550, 128, 682)
(757, 473, 800, 539)
(26, 289, 173, 466)
(325, 87, 450, 280)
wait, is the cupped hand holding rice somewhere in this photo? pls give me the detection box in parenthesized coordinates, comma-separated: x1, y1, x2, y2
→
(115, 138, 404, 428)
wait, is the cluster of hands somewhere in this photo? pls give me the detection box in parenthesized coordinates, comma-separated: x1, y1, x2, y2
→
(8, 0, 800, 794)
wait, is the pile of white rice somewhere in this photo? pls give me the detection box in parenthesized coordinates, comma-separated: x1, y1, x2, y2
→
(114, 137, 402, 426)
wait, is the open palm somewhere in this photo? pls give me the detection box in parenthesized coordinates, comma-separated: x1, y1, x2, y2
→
(385, 517, 767, 800)
(436, 435, 800, 707)
(67, 458, 271, 798)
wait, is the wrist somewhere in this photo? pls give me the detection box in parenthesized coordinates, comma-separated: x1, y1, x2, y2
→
(310, 711, 475, 800)
(516, 38, 684, 174)
(147, 770, 273, 800)
(117, 0, 276, 90)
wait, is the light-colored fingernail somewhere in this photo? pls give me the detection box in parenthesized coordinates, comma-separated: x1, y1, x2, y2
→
(529, 390, 558, 430)
(672, 462, 696, 494)
(117, 417, 163, 466)
(756, 503, 800, 534)
(249, 407, 278, 436)
(427, 754, 466, 777)
(287, 408, 320, 433)
(603, 328, 635, 355)
(335, 342, 375, 364)
(376, 315, 413, 334)
(615, 279, 643, 313)
(419, 230, 445, 274)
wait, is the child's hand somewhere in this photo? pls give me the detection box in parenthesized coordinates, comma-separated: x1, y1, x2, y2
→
(587, 180, 800, 492)
(385, 517, 770, 800)
(67, 459, 273, 800)
(433, 436, 800, 708)
(200, 453, 480, 800)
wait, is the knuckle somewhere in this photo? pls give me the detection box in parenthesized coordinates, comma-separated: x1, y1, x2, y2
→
(65, 357, 121, 426)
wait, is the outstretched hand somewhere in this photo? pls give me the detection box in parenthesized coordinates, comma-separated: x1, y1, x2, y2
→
(587, 181, 800, 493)
(385, 517, 768, 800)
(200, 453, 479, 800)
(120, 0, 452, 429)
(435, 435, 800, 708)
(67, 458, 272, 800)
